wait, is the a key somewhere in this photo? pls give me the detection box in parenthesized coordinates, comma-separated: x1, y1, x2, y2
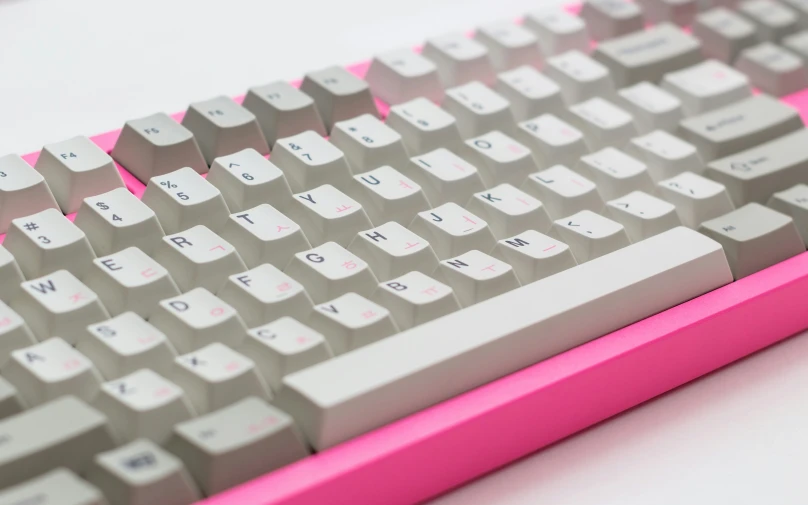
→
(474, 21, 543, 71)
(309, 293, 399, 355)
(110, 112, 207, 183)
(552, 210, 632, 263)
(86, 439, 202, 505)
(217, 263, 314, 327)
(35, 136, 125, 214)
(578, 147, 655, 200)
(348, 221, 440, 280)
(406, 148, 486, 206)
(516, 114, 588, 169)
(593, 23, 704, 87)
(148, 288, 247, 353)
(522, 165, 605, 218)
(77, 312, 177, 380)
(734, 42, 808, 95)
(662, 60, 753, 115)
(154, 226, 246, 293)
(75, 187, 166, 256)
(350, 166, 432, 227)
(568, 97, 637, 150)
(783, 29, 808, 59)
(615, 81, 684, 134)
(462, 131, 537, 187)
(219, 204, 310, 269)
(366, 48, 445, 105)
(580, 0, 645, 41)
(4, 208, 96, 279)
(206, 148, 294, 213)
(738, 0, 800, 40)
(409, 202, 497, 259)
(0, 302, 36, 368)
(443, 81, 516, 139)
(658, 171, 736, 226)
(466, 183, 553, 239)
(693, 7, 759, 63)
(627, 129, 703, 181)
(284, 242, 378, 303)
(241, 81, 327, 147)
(545, 50, 615, 104)
(0, 246, 23, 304)
(0, 469, 106, 505)
(330, 114, 410, 172)
(606, 190, 683, 241)
(640, 0, 699, 25)
(240, 317, 333, 391)
(495, 66, 566, 122)
(372, 272, 460, 330)
(0, 154, 58, 234)
(421, 33, 497, 87)
(0, 378, 24, 419)
(385, 97, 465, 155)
(523, 8, 590, 56)
(768, 183, 808, 245)
(289, 184, 373, 247)
(437, 249, 521, 307)
(271, 130, 355, 193)
(93, 369, 195, 445)
(300, 66, 380, 132)
(141, 166, 230, 234)
(181, 96, 269, 165)
(493, 230, 577, 284)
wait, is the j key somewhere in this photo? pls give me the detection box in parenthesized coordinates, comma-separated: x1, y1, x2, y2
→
(148, 288, 247, 353)
(593, 23, 704, 87)
(738, 0, 800, 41)
(330, 114, 410, 172)
(522, 165, 605, 218)
(678, 94, 802, 162)
(474, 21, 543, 71)
(284, 242, 378, 303)
(545, 50, 615, 104)
(552, 210, 632, 262)
(75, 187, 166, 256)
(155, 226, 246, 293)
(693, 7, 759, 63)
(110, 112, 207, 183)
(309, 293, 399, 355)
(35, 135, 125, 213)
(77, 312, 177, 380)
(658, 171, 736, 227)
(627, 129, 703, 181)
(350, 166, 432, 226)
(662, 60, 752, 116)
(580, 0, 645, 41)
(0, 302, 36, 368)
(385, 97, 465, 155)
(615, 81, 684, 134)
(467, 183, 553, 239)
(219, 204, 310, 269)
(0, 469, 106, 505)
(783, 29, 808, 59)
(495, 66, 566, 122)
(606, 190, 683, 241)
(0, 154, 58, 234)
(92, 369, 195, 445)
(493, 230, 577, 284)
(181, 96, 269, 165)
(640, 0, 699, 25)
(241, 81, 326, 147)
(406, 148, 486, 206)
(348, 221, 440, 280)
(421, 33, 497, 87)
(734, 42, 808, 95)
(300, 66, 380, 132)
(0, 246, 23, 304)
(568, 97, 637, 150)
(166, 397, 309, 495)
(578, 147, 655, 200)
(443, 81, 516, 139)
(271, 130, 355, 193)
(366, 48, 445, 105)
(409, 202, 497, 259)
(206, 148, 294, 213)
(372, 271, 460, 330)
(523, 8, 590, 56)
(241, 317, 333, 392)
(463, 132, 537, 188)
(217, 263, 314, 328)
(290, 184, 373, 246)
(516, 114, 588, 169)
(437, 250, 521, 307)
(86, 439, 201, 505)
(768, 183, 808, 245)
(142, 166, 230, 234)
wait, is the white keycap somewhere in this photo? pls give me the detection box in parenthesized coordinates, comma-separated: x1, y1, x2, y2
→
(86, 439, 202, 505)
(141, 166, 230, 234)
(463, 131, 538, 187)
(768, 183, 808, 246)
(406, 148, 486, 206)
(330, 114, 410, 172)
(0, 469, 107, 505)
(739, 0, 800, 40)
(0, 378, 23, 420)
(495, 66, 566, 122)
(615, 81, 684, 134)
(694, 7, 759, 63)
(607, 190, 683, 241)
(443, 81, 516, 139)
(0, 302, 35, 368)
(219, 204, 310, 269)
(467, 183, 552, 239)
(290, 184, 373, 247)
(522, 165, 605, 218)
(493, 230, 577, 284)
(0, 246, 23, 304)
(516, 114, 589, 169)
(658, 171, 736, 227)
(640, 0, 699, 25)
(577, 147, 656, 199)
(110, 112, 207, 183)
(309, 293, 399, 355)
(300, 66, 380, 132)
(241, 317, 333, 391)
(735, 42, 808, 95)
(782, 0, 808, 26)
(206, 148, 294, 213)
(437, 249, 521, 307)
(386, 97, 465, 155)
(149, 288, 246, 353)
(2, 337, 102, 406)
(784, 29, 808, 61)
(181, 96, 269, 164)
(552, 210, 632, 263)
(422, 33, 497, 87)
(4, 208, 96, 279)
(35, 136, 125, 214)
(74, 187, 166, 256)
(350, 166, 432, 226)
(475, 21, 543, 71)
(348, 221, 440, 280)
(545, 50, 615, 104)
(409, 203, 498, 260)
(627, 129, 703, 181)
(284, 242, 378, 303)
(568, 97, 637, 150)
(77, 312, 177, 380)
(372, 271, 461, 331)
(242, 81, 327, 146)
(93, 368, 195, 445)
(662, 60, 752, 116)
(581, 0, 645, 41)
(217, 263, 314, 328)
(271, 130, 355, 193)
(0, 154, 59, 234)
(12, 270, 109, 344)
(523, 8, 590, 56)
(154, 225, 246, 293)
(366, 48, 445, 104)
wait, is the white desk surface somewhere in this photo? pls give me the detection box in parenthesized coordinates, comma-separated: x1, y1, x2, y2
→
(2, 0, 808, 503)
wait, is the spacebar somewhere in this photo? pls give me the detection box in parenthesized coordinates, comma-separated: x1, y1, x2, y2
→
(276, 227, 733, 450)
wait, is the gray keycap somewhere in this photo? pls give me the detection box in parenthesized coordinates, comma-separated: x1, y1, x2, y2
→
(580, 0, 645, 41)
(738, 0, 800, 41)
(781, 0, 808, 26)
(0, 245, 23, 304)
(421, 33, 497, 88)
(300, 66, 380, 132)
(783, 29, 808, 59)
(735, 41, 808, 95)
(242, 81, 327, 147)
(0, 377, 23, 420)
(767, 183, 808, 246)
(0, 469, 107, 505)
(640, 0, 699, 26)
(693, 7, 760, 63)
(0, 154, 59, 234)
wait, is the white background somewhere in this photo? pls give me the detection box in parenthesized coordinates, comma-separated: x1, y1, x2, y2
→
(2, 0, 808, 503)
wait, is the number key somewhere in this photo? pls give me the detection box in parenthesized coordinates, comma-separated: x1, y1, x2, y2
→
(330, 114, 410, 172)
(207, 148, 294, 212)
(0, 154, 59, 234)
(271, 130, 354, 193)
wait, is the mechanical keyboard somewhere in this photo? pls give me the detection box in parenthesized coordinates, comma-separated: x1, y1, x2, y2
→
(4, 1, 808, 504)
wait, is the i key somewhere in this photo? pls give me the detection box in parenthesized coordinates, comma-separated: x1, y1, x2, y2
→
(615, 81, 684, 134)
(463, 131, 538, 187)
(0, 302, 36, 368)
(181, 96, 269, 164)
(206, 148, 295, 213)
(290, 184, 373, 247)
(271, 130, 355, 193)
(242, 81, 326, 147)
(516, 114, 588, 170)
(551, 210, 632, 263)
(523, 8, 590, 56)
(607, 190, 683, 242)
(493, 230, 578, 284)
(219, 204, 310, 269)
(437, 250, 521, 307)
(372, 271, 461, 330)
(544, 50, 615, 104)
(474, 21, 544, 71)
(627, 129, 703, 181)
(522, 165, 605, 218)
(409, 202, 498, 259)
(284, 242, 379, 303)
(348, 221, 440, 280)
(300, 66, 380, 132)
(467, 183, 553, 239)
(495, 66, 566, 122)
(658, 171, 736, 227)
(386, 97, 465, 155)
(662, 60, 752, 115)
(309, 293, 399, 355)
(443, 81, 516, 138)
(0, 245, 24, 304)
(0, 154, 59, 234)
(366, 48, 445, 104)
(350, 166, 432, 227)
(406, 148, 486, 206)
(422, 33, 497, 87)
(568, 97, 637, 150)
(577, 147, 656, 200)
(330, 114, 411, 172)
